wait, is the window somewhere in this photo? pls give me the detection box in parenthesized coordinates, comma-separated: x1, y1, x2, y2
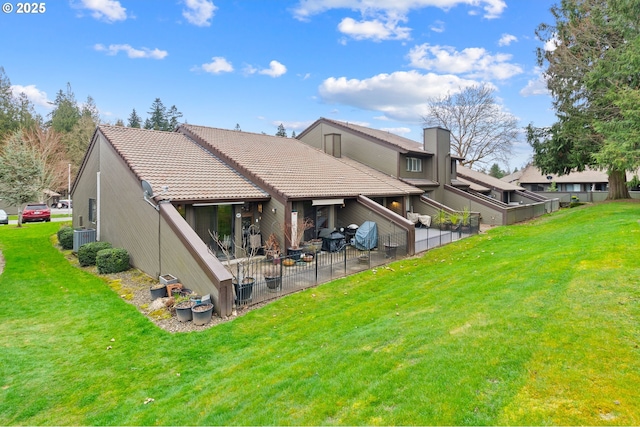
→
(89, 198, 96, 223)
(406, 157, 422, 172)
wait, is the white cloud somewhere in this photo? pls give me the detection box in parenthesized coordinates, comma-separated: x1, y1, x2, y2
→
(543, 34, 559, 52)
(520, 69, 549, 96)
(10, 85, 53, 109)
(76, 0, 127, 22)
(407, 43, 523, 80)
(292, 0, 506, 21)
(258, 60, 287, 78)
(380, 126, 412, 135)
(182, 0, 217, 27)
(318, 70, 479, 122)
(270, 120, 315, 132)
(498, 33, 517, 46)
(94, 44, 168, 59)
(430, 20, 445, 33)
(197, 56, 233, 74)
(337, 16, 411, 41)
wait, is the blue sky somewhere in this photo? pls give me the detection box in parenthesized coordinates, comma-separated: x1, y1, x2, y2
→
(1, 0, 557, 170)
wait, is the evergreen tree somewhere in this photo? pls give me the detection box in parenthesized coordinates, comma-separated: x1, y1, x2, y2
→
(48, 83, 80, 133)
(291, 130, 296, 138)
(167, 105, 183, 130)
(128, 108, 142, 128)
(488, 163, 505, 179)
(0, 67, 19, 140)
(114, 119, 125, 127)
(145, 98, 168, 131)
(235, 123, 241, 131)
(530, 0, 640, 199)
(275, 123, 287, 137)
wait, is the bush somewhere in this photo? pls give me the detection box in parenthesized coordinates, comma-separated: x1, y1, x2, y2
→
(96, 248, 130, 274)
(78, 241, 112, 267)
(57, 226, 74, 250)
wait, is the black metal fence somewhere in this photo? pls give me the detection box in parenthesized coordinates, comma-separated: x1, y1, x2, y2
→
(231, 226, 477, 308)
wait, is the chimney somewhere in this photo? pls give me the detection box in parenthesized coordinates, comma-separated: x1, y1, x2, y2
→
(423, 127, 452, 192)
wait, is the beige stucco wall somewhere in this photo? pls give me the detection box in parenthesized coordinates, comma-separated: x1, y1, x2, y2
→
(72, 134, 100, 229)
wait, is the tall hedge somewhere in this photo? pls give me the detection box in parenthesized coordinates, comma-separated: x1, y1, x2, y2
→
(96, 248, 130, 274)
(78, 241, 112, 267)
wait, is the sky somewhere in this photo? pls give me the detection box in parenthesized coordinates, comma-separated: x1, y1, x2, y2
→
(1, 0, 558, 171)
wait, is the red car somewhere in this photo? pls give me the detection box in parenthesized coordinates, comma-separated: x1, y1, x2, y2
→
(23, 203, 51, 222)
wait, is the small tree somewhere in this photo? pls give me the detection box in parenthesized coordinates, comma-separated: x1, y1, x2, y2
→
(127, 108, 142, 128)
(0, 131, 43, 226)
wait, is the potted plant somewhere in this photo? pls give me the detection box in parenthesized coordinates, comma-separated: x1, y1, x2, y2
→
(174, 294, 196, 322)
(435, 209, 449, 230)
(191, 303, 214, 325)
(284, 216, 314, 260)
(209, 230, 257, 306)
(150, 283, 167, 300)
(461, 206, 471, 232)
(264, 233, 281, 262)
(448, 211, 462, 231)
(263, 266, 282, 292)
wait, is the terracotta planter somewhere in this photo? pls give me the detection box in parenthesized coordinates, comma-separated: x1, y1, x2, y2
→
(175, 300, 196, 322)
(191, 303, 213, 325)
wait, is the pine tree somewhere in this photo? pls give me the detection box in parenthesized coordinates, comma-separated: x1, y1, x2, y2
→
(145, 98, 168, 131)
(48, 83, 80, 133)
(275, 123, 287, 137)
(128, 109, 142, 128)
(167, 105, 182, 130)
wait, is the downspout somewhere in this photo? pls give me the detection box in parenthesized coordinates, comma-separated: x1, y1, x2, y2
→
(96, 171, 101, 241)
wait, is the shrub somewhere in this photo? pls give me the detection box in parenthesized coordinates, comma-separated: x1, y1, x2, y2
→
(57, 226, 74, 250)
(78, 241, 112, 267)
(96, 248, 130, 274)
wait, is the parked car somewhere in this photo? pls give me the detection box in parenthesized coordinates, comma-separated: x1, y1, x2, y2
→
(22, 203, 51, 222)
(0, 209, 8, 225)
(52, 199, 72, 208)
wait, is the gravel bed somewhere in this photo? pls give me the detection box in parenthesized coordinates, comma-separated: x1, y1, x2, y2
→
(61, 252, 259, 333)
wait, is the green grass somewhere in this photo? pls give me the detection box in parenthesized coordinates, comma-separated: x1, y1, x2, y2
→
(0, 202, 639, 425)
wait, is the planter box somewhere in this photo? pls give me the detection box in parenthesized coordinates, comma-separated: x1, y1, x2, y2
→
(158, 274, 178, 285)
(159, 274, 178, 285)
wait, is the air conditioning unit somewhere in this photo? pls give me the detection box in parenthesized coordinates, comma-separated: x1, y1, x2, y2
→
(73, 228, 97, 252)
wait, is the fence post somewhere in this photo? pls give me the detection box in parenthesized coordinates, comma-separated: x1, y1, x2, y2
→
(315, 251, 318, 284)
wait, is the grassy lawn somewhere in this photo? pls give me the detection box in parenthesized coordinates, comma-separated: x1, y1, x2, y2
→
(0, 201, 639, 425)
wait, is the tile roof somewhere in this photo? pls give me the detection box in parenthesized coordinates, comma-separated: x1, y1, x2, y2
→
(180, 124, 424, 199)
(98, 125, 269, 202)
(305, 117, 431, 154)
(457, 166, 523, 191)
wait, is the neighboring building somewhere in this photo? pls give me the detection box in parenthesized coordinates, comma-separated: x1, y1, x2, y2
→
(503, 164, 640, 203)
(297, 118, 557, 227)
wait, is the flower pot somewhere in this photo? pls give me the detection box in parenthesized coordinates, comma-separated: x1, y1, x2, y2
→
(282, 258, 295, 267)
(302, 254, 314, 262)
(150, 284, 167, 300)
(287, 247, 303, 260)
(191, 303, 213, 325)
(265, 276, 282, 292)
(233, 278, 255, 305)
(175, 300, 196, 322)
